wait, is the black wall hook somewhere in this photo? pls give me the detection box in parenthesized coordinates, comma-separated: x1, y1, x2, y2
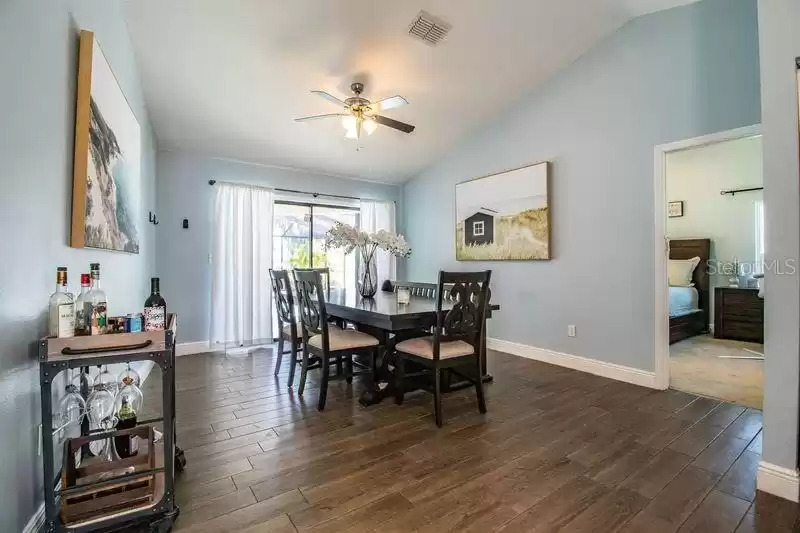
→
(149, 211, 159, 225)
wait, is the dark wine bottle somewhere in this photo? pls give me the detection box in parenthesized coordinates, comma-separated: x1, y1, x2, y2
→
(114, 396, 138, 458)
(143, 277, 167, 331)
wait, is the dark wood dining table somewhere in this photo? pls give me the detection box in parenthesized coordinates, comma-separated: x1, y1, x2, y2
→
(324, 289, 498, 406)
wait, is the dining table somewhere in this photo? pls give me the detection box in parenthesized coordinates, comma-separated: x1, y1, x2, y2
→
(323, 288, 499, 406)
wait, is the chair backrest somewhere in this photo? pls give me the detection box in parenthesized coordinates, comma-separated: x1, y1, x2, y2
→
(292, 269, 330, 348)
(433, 271, 492, 359)
(390, 280, 494, 316)
(392, 281, 437, 299)
(311, 267, 331, 298)
(269, 269, 297, 331)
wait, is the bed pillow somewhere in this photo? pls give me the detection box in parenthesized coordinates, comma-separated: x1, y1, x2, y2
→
(668, 257, 700, 287)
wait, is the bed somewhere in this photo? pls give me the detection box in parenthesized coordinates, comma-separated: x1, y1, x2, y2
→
(669, 238, 710, 344)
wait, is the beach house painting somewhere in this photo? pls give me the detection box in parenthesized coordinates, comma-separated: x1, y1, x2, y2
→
(456, 162, 550, 261)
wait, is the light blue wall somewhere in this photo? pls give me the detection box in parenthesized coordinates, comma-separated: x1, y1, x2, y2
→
(758, 0, 800, 475)
(155, 150, 403, 343)
(403, 0, 760, 371)
(0, 0, 157, 530)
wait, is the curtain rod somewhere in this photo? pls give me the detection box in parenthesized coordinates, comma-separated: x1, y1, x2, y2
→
(208, 179, 388, 203)
(720, 186, 763, 196)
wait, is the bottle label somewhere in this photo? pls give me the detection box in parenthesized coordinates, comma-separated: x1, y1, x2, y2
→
(144, 306, 165, 331)
(91, 301, 107, 335)
(54, 303, 75, 338)
(76, 302, 91, 334)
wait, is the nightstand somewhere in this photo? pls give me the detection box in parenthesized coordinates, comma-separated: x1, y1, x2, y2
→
(714, 287, 764, 343)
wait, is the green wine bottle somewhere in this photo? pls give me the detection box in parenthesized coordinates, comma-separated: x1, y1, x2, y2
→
(115, 396, 138, 458)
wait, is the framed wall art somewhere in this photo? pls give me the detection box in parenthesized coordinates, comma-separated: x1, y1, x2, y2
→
(456, 161, 550, 261)
(70, 30, 141, 253)
(668, 201, 684, 218)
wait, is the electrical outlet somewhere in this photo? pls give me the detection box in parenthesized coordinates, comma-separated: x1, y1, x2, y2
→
(568, 325, 577, 337)
(38, 424, 42, 456)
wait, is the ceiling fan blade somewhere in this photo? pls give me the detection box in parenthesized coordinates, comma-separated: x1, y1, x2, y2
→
(374, 115, 415, 134)
(370, 95, 408, 112)
(294, 113, 346, 122)
(310, 90, 347, 107)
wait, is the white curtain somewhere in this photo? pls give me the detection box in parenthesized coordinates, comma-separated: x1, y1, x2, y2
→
(360, 200, 397, 284)
(210, 183, 274, 346)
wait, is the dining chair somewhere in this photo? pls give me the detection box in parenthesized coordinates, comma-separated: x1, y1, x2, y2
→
(309, 267, 331, 298)
(391, 280, 437, 299)
(393, 270, 492, 427)
(269, 269, 301, 387)
(293, 269, 380, 411)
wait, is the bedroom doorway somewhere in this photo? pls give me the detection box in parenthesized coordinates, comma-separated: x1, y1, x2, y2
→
(654, 125, 764, 409)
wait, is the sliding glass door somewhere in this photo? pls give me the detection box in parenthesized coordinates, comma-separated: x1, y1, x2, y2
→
(273, 203, 312, 270)
(313, 206, 358, 293)
(272, 201, 359, 335)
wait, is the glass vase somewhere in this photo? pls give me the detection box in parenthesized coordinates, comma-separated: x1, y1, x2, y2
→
(359, 249, 378, 299)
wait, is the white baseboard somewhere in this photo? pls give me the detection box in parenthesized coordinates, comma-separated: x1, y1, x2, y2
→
(757, 461, 800, 502)
(487, 338, 658, 389)
(176, 340, 211, 356)
(23, 503, 45, 533)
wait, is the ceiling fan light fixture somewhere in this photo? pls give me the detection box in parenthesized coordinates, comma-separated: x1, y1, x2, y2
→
(364, 118, 378, 135)
(341, 115, 357, 131)
(299, 83, 415, 138)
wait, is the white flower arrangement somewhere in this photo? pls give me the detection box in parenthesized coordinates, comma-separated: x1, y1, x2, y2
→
(324, 222, 412, 260)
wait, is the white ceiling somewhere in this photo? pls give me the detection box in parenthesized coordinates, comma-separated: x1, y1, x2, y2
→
(123, 0, 697, 183)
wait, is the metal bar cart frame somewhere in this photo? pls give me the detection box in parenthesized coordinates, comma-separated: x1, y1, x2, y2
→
(38, 321, 179, 533)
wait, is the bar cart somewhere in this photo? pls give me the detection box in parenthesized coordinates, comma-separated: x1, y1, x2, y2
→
(39, 315, 182, 533)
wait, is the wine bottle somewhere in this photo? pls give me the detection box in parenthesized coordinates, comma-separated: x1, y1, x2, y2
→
(87, 263, 108, 335)
(49, 267, 75, 338)
(74, 273, 91, 336)
(144, 277, 167, 331)
(114, 394, 138, 458)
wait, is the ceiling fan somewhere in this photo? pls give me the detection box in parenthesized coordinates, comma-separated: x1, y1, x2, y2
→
(294, 82, 415, 140)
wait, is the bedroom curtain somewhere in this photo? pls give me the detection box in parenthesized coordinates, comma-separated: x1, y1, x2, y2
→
(359, 200, 397, 284)
(210, 183, 274, 346)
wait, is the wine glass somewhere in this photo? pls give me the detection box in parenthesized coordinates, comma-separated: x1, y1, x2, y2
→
(71, 368, 94, 395)
(96, 366, 118, 397)
(117, 362, 141, 389)
(57, 383, 86, 441)
(100, 414, 121, 466)
(115, 382, 144, 415)
(86, 388, 115, 456)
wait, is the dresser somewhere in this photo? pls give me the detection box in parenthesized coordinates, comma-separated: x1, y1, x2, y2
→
(714, 287, 764, 343)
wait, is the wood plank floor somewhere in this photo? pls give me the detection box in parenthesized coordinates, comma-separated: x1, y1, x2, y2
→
(139, 347, 799, 533)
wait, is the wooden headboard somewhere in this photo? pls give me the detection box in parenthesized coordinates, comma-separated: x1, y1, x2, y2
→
(669, 238, 711, 322)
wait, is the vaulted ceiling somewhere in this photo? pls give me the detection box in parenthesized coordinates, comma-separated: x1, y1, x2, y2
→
(123, 0, 698, 183)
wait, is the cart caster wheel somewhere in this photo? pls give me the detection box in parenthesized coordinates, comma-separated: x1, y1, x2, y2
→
(175, 447, 187, 472)
(149, 508, 179, 533)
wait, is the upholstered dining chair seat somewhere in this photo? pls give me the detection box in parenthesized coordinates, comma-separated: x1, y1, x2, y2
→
(308, 327, 379, 351)
(395, 336, 474, 359)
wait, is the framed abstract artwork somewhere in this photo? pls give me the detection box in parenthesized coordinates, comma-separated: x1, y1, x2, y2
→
(70, 30, 141, 253)
(455, 161, 551, 261)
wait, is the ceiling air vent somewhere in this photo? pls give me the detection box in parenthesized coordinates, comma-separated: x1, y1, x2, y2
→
(408, 10, 451, 46)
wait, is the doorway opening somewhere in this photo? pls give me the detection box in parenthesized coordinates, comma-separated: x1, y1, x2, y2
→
(654, 125, 764, 409)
